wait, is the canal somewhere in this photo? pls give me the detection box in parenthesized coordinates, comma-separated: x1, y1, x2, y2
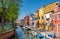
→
(8, 26, 36, 39)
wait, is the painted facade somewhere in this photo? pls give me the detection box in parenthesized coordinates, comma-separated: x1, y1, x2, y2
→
(38, 7, 45, 29)
(39, 7, 44, 24)
(52, 5, 60, 32)
(44, 2, 58, 14)
(35, 11, 39, 18)
(25, 16, 30, 26)
(29, 14, 35, 27)
(43, 2, 59, 31)
(54, 5, 60, 12)
(35, 11, 39, 28)
(52, 12, 60, 32)
(44, 12, 52, 31)
(23, 2, 60, 33)
(19, 19, 25, 26)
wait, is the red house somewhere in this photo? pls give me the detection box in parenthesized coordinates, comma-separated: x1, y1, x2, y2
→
(25, 16, 30, 26)
(52, 5, 60, 32)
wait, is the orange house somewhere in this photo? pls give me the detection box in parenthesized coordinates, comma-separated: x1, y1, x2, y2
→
(52, 5, 60, 32)
(35, 10, 39, 18)
(44, 2, 59, 14)
(35, 10, 39, 28)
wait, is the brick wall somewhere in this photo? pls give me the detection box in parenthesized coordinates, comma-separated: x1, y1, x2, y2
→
(1, 29, 14, 39)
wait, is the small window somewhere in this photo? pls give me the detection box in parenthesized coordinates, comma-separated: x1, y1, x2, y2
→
(42, 10, 43, 11)
(38, 17, 40, 19)
(52, 16, 55, 19)
(50, 14, 52, 17)
(33, 18, 36, 20)
(35, 18, 39, 20)
(36, 17, 40, 20)
(58, 24, 60, 29)
(42, 16, 44, 19)
(35, 18, 36, 20)
(52, 24, 55, 28)
(56, 3, 58, 5)
(58, 24, 60, 26)
(58, 14, 60, 19)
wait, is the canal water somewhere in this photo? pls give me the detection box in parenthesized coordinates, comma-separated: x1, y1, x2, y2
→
(8, 26, 37, 39)
(15, 26, 27, 39)
(15, 26, 37, 39)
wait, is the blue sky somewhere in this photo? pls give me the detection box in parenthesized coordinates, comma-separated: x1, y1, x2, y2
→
(18, 0, 60, 19)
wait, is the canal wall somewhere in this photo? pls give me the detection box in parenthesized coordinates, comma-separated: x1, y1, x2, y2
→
(0, 29, 14, 39)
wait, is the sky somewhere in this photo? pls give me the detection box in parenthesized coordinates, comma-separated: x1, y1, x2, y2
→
(18, 0, 60, 19)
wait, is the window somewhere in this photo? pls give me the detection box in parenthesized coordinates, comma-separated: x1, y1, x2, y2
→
(58, 24, 60, 30)
(42, 16, 44, 19)
(56, 3, 58, 5)
(33, 18, 36, 20)
(36, 17, 40, 20)
(50, 14, 52, 17)
(38, 17, 40, 20)
(52, 16, 55, 19)
(34, 18, 36, 20)
(58, 24, 60, 26)
(52, 24, 55, 28)
(58, 14, 60, 19)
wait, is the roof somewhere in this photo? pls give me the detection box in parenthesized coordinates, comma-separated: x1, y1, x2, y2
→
(44, 1, 59, 14)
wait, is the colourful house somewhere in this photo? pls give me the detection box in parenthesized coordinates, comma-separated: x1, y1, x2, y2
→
(35, 10, 39, 28)
(44, 12, 52, 31)
(54, 5, 60, 12)
(52, 12, 60, 32)
(35, 10, 39, 19)
(39, 7, 44, 24)
(52, 5, 60, 32)
(44, 2, 59, 14)
(24, 16, 30, 26)
(29, 14, 35, 27)
(38, 7, 45, 29)
(43, 1, 59, 31)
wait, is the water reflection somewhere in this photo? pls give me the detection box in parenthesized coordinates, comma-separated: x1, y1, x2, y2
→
(15, 26, 27, 39)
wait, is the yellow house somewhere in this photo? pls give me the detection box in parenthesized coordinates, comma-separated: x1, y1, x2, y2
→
(38, 7, 45, 29)
(39, 7, 44, 24)
(37, 1, 59, 29)
(44, 2, 59, 14)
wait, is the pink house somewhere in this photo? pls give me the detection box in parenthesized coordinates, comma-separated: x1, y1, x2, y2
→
(52, 5, 60, 32)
